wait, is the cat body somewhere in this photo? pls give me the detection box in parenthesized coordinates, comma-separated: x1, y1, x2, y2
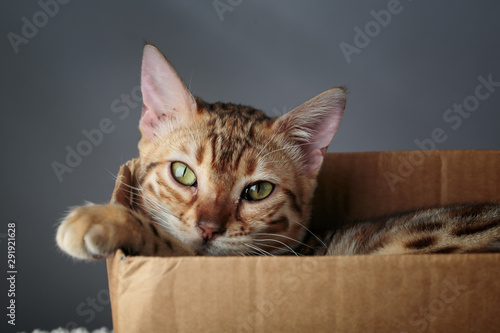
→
(298, 203, 500, 255)
(56, 45, 500, 259)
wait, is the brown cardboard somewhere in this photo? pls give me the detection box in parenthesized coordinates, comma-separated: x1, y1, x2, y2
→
(106, 150, 500, 332)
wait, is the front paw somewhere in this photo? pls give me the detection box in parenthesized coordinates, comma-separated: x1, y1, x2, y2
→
(56, 204, 130, 260)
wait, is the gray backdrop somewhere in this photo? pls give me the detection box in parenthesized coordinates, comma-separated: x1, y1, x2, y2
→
(1, 1, 499, 331)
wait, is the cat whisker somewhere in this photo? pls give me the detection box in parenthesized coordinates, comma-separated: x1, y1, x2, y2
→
(135, 191, 180, 234)
(135, 184, 186, 229)
(244, 249, 261, 256)
(105, 169, 119, 182)
(109, 176, 144, 196)
(251, 238, 300, 256)
(250, 233, 314, 249)
(106, 170, 149, 198)
(251, 242, 300, 255)
(103, 173, 166, 220)
(236, 246, 257, 257)
(289, 218, 328, 250)
(245, 244, 274, 257)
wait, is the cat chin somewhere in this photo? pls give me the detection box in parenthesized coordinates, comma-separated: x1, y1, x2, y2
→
(195, 246, 221, 256)
(192, 242, 242, 256)
(177, 232, 246, 256)
(180, 237, 217, 255)
(194, 243, 225, 256)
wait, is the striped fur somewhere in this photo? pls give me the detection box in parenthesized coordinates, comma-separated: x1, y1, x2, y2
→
(298, 203, 500, 256)
(135, 99, 316, 255)
(56, 44, 500, 260)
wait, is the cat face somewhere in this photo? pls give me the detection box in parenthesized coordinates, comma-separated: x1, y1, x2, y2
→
(135, 45, 346, 256)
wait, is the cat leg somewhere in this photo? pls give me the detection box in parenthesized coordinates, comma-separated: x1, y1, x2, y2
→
(56, 203, 193, 260)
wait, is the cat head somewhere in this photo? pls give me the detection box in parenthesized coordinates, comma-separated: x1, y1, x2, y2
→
(135, 44, 346, 255)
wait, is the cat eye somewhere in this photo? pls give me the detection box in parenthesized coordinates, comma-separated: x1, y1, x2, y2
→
(171, 162, 197, 186)
(243, 181, 274, 201)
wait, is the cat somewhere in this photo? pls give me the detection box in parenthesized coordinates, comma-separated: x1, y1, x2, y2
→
(56, 44, 500, 259)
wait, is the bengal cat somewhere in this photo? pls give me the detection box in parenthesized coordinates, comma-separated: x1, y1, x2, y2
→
(56, 44, 500, 259)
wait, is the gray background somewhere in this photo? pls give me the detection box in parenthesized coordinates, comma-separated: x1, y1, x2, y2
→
(1, 0, 499, 331)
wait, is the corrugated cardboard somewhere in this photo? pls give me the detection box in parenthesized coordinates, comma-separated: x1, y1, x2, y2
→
(106, 150, 500, 332)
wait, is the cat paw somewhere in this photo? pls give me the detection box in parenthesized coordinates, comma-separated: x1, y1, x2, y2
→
(56, 204, 130, 260)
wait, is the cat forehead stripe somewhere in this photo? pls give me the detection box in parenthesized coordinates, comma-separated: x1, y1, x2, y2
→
(138, 161, 167, 185)
(195, 145, 205, 165)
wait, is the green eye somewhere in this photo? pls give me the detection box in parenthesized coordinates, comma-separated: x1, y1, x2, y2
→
(171, 162, 197, 186)
(244, 181, 274, 201)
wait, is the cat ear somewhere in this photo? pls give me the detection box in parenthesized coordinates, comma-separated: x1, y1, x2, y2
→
(139, 44, 197, 139)
(273, 87, 346, 175)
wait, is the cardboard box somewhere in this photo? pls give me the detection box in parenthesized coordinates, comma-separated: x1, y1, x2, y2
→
(107, 150, 500, 332)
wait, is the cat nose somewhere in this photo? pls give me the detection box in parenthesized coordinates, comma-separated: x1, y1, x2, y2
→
(198, 223, 225, 241)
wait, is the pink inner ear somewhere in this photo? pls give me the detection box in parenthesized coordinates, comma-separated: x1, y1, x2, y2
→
(138, 44, 196, 140)
(139, 107, 159, 139)
(305, 114, 344, 174)
(139, 74, 166, 139)
(306, 149, 325, 175)
(274, 87, 346, 176)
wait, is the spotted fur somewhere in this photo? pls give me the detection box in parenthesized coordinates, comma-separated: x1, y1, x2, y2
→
(296, 203, 500, 255)
(56, 45, 500, 260)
